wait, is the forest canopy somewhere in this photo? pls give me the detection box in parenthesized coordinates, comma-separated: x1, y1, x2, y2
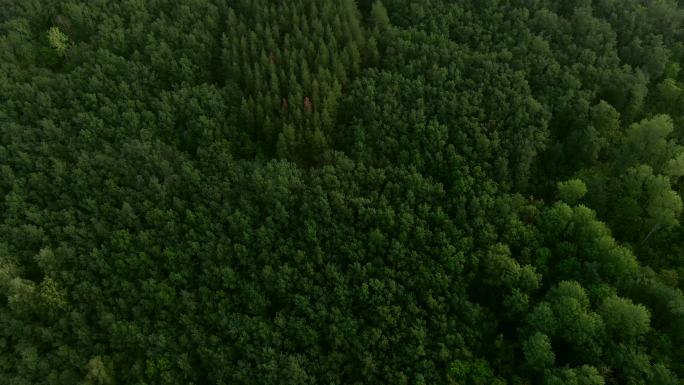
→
(2, 0, 684, 384)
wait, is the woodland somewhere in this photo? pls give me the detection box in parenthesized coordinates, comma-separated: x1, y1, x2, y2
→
(2, 0, 684, 384)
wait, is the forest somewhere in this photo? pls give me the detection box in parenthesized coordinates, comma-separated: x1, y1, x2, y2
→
(2, 0, 684, 384)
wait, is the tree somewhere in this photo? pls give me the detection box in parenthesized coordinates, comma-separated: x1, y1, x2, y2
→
(47, 26, 69, 57)
(599, 296, 651, 341)
(617, 115, 682, 173)
(557, 179, 588, 205)
(84, 356, 114, 385)
(523, 332, 555, 371)
(370, 1, 391, 32)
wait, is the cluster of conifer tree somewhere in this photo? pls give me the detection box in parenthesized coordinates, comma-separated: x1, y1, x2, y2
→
(2, 0, 684, 384)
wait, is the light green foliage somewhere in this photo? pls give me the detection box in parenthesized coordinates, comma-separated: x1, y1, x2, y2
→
(618, 115, 681, 172)
(619, 165, 682, 233)
(448, 358, 506, 385)
(523, 332, 555, 371)
(545, 282, 604, 360)
(547, 281, 590, 308)
(84, 356, 114, 385)
(665, 153, 684, 177)
(545, 365, 605, 385)
(482, 244, 521, 288)
(558, 179, 588, 204)
(47, 26, 69, 56)
(599, 296, 651, 340)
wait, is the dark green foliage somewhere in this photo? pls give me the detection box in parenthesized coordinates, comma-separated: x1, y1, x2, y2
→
(2, 0, 684, 384)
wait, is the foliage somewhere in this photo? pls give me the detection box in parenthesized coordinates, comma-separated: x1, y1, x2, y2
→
(1, 0, 684, 384)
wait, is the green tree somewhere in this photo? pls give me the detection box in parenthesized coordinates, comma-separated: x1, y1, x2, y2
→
(523, 332, 555, 371)
(47, 26, 69, 57)
(370, 1, 391, 31)
(557, 179, 588, 205)
(599, 296, 651, 342)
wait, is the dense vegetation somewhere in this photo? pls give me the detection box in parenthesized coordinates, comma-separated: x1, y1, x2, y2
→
(2, 0, 684, 384)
